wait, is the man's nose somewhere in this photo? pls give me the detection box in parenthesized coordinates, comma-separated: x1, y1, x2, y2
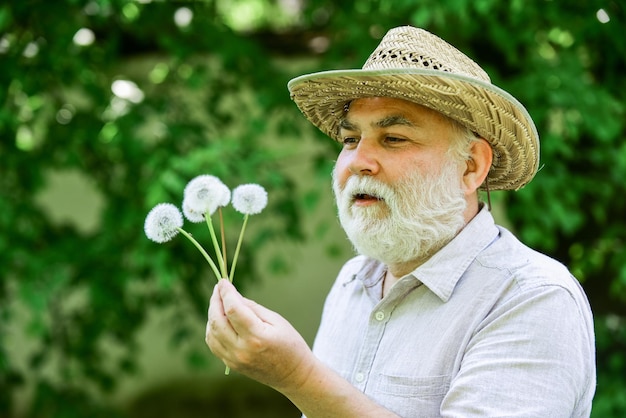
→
(348, 138, 380, 176)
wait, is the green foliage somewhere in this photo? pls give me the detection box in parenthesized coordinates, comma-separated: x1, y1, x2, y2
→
(1, 1, 308, 415)
(126, 375, 300, 418)
(593, 316, 626, 417)
(1, 0, 625, 416)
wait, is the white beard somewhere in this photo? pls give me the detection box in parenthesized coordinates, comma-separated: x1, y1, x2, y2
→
(333, 161, 468, 267)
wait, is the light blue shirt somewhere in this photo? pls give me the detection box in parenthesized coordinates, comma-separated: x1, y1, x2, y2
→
(312, 206, 596, 417)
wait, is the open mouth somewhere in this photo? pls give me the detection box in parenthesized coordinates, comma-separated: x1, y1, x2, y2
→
(353, 193, 383, 203)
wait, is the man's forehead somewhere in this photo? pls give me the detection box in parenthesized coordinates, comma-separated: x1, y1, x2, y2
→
(340, 98, 440, 131)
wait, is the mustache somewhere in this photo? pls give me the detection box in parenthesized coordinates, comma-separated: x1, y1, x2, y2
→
(335, 175, 396, 204)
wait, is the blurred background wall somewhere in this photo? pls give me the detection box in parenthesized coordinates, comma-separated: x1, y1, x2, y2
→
(1, 0, 625, 417)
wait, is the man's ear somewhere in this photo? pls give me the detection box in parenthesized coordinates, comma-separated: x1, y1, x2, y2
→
(462, 138, 493, 194)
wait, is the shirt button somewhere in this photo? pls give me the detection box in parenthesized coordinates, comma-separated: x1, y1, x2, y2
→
(355, 372, 365, 382)
(375, 311, 385, 321)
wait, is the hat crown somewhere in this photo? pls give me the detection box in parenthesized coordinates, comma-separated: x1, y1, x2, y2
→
(288, 25, 540, 190)
(363, 26, 491, 83)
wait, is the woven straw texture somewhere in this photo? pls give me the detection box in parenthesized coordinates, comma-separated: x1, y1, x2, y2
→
(288, 26, 539, 191)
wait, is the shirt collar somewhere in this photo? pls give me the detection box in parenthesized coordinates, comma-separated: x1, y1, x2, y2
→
(412, 205, 499, 302)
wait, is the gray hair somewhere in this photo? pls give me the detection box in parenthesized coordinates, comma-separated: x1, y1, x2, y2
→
(445, 117, 482, 164)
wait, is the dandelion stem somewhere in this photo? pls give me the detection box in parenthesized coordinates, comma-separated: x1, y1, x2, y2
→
(229, 214, 249, 282)
(176, 228, 221, 281)
(205, 214, 227, 279)
(219, 208, 228, 278)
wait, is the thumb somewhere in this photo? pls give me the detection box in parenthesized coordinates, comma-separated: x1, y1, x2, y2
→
(218, 280, 263, 336)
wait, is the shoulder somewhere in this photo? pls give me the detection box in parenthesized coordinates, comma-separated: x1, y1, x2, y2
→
(478, 225, 580, 294)
(468, 225, 594, 341)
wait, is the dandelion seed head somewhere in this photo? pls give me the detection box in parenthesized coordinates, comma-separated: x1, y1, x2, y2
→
(183, 174, 230, 217)
(217, 184, 231, 207)
(144, 203, 183, 243)
(182, 200, 205, 223)
(232, 184, 268, 215)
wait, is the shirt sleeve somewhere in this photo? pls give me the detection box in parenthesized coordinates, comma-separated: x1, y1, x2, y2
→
(440, 283, 596, 417)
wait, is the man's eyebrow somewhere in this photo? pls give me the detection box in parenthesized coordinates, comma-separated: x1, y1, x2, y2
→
(338, 118, 358, 131)
(338, 115, 416, 131)
(375, 115, 416, 128)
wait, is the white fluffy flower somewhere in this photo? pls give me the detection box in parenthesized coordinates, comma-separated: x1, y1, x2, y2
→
(182, 200, 205, 223)
(232, 184, 268, 215)
(144, 203, 184, 243)
(183, 175, 231, 221)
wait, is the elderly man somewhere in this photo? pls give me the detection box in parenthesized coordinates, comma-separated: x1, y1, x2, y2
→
(206, 26, 595, 417)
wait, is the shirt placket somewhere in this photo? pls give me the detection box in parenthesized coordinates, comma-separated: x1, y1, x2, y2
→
(351, 298, 393, 391)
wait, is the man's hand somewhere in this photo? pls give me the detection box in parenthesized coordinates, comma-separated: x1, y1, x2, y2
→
(206, 279, 401, 417)
(205, 279, 314, 391)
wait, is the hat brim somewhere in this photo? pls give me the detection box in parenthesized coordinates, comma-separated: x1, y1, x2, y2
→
(288, 68, 539, 191)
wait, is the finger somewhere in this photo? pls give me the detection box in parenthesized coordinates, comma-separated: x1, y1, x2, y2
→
(206, 328, 229, 358)
(206, 283, 233, 341)
(206, 284, 236, 357)
(208, 281, 225, 317)
(206, 333, 236, 372)
(207, 285, 227, 333)
(218, 279, 265, 337)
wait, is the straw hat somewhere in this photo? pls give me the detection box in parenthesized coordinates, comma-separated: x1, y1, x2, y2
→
(288, 26, 539, 191)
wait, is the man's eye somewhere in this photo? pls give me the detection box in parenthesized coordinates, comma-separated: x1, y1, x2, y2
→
(342, 137, 358, 146)
(385, 136, 406, 144)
